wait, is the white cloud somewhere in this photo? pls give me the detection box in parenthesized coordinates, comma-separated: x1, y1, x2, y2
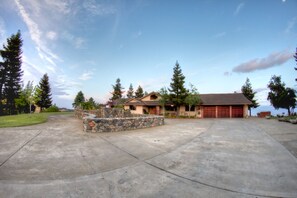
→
(0, 17, 6, 44)
(46, 31, 57, 40)
(44, 0, 71, 14)
(83, 0, 116, 16)
(79, 71, 94, 81)
(62, 31, 85, 49)
(232, 50, 293, 73)
(234, 2, 245, 16)
(133, 30, 142, 38)
(213, 31, 226, 39)
(14, 0, 61, 68)
(285, 17, 297, 34)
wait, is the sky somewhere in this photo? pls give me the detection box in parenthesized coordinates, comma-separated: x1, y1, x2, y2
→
(0, 0, 296, 115)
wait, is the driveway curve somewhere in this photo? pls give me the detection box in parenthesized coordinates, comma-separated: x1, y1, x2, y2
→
(0, 115, 296, 197)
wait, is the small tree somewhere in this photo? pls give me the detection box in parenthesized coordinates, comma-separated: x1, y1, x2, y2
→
(35, 73, 52, 111)
(15, 81, 34, 113)
(73, 91, 85, 108)
(111, 78, 124, 101)
(267, 75, 296, 115)
(241, 78, 259, 116)
(135, 85, 144, 98)
(185, 84, 201, 117)
(127, 83, 134, 98)
(168, 61, 187, 115)
(88, 97, 96, 109)
(159, 87, 169, 116)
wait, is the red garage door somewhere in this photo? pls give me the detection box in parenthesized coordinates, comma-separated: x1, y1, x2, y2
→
(232, 106, 243, 118)
(218, 106, 230, 118)
(203, 106, 216, 118)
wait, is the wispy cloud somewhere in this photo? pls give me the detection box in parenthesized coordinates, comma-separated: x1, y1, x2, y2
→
(232, 50, 293, 73)
(213, 31, 226, 39)
(224, 71, 232, 76)
(62, 31, 85, 49)
(133, 30, 142, 38)
(234, 2, 245, 16)
(0, 17, 6, 44)
(14, 0, 61, 67)
(285, 17, 297, 34)
(79, 71, 94, 81)
(83, 0, 116, 16)
(46, 31, 57, 40)
(44, 0, 71, 14)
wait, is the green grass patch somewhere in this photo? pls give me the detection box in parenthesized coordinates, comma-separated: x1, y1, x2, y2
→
(0, 112, 73, 128)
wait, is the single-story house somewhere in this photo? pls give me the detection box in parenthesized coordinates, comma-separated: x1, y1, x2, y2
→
(124, 92, 252, 118)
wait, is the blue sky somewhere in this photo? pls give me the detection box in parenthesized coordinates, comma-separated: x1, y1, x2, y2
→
(0, 0, 296, 114)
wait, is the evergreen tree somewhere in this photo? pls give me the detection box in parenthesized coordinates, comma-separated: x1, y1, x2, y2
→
(135, 85, 144, 98)
(0, 30, 23, 115)
(111, 78, 124, 101)
(127, 83, 134, 98)
(88, 97, 96, 109)
(267, 75, 296, 115)
(168, 61, 187, 114)
(241, 78, 259, 116)
(35, 74, 52, 111)
(73, 91, 85, 108)
(144, 91, 148, 96)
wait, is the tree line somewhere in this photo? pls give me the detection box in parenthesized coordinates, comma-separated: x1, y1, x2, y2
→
(0, 31, 53, 115)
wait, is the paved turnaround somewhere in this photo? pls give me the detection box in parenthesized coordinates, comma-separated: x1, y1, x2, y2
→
(0, 115, 297, 198)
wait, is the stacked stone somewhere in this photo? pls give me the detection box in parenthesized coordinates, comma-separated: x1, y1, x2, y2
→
(83, 116, 164, 133)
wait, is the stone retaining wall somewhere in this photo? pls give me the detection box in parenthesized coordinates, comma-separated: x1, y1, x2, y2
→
(75, 108, 165, 132)
(83, 116, 164, 132)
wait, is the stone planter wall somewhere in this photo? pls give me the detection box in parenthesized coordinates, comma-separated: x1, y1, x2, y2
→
(75, 108, 165, 132)
(83, 116, 164, 132)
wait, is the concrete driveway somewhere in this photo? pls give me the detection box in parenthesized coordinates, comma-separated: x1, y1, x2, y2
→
(0, 115, 297, 198)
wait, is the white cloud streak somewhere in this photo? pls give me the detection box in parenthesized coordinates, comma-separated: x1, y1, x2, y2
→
(232, 50, 293, 73)
(234, 2, 245, 16)
(285, 17, 297, 34)
(83, 0, 116, 16)
(14, 0, 61, 68)
(79, 71, 94, 81)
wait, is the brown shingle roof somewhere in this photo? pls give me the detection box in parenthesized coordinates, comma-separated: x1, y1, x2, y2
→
(200, 93, 252, 105)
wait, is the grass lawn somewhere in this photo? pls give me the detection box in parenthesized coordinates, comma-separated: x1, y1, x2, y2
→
(0, 112, 73, 128)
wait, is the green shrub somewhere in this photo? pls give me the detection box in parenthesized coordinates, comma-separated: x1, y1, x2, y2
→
(45, 104, 60, 112)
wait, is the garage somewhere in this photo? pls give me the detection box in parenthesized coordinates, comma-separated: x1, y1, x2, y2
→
(200, 93, 251, 118)
(217, 106, 230, 118)
(203, 106, 216, 118)
(232, 106, 244, 118)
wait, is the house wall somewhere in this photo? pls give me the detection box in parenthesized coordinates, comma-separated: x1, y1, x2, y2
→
(243, 104, 249, 118)
(124, 105, 144, 114)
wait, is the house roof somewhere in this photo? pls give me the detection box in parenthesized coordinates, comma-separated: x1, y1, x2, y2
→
(124, 92, 252, 106)
(200, 93, 252, 105)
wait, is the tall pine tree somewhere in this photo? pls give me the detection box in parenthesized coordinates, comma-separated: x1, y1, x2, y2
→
(110, 78, 124, 101)
(168, 61, 187, 114)
(35, 73, 52, 111)
(135, 85, 144, 98)
(127, 83, 134, 98)
(241, 78, 259, 116)
(73, 91, 85, 108)
(0, 30, 23, 115)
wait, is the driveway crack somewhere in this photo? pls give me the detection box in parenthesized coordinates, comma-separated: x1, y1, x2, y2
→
(0, 130, 42, 168)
